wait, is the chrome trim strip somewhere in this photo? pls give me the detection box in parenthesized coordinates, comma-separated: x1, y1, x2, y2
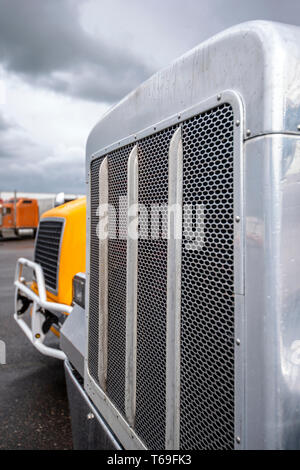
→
(98, 157, 109, 390)
(165, 127, 183, 450)
(125, 145, 139, 426)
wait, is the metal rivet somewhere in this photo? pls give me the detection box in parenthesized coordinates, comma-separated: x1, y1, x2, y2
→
(87, 413, 94, 420)
(236, 120, 240, 127)
(235, 216, 240, 223)
(154, 127, 156, 131)
(178, 115, 181, 120)
(217, 94, 221, 101)
(297, 124, 300, 131)
(236, 436, 241, 444)
(246, 129, 251, 137)
(236, 338, 241, 346)
(35, 333, 41, 339)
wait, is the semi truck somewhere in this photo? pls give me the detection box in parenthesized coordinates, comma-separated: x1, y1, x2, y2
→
(0, 197, 39, 238)
(14, 20, 300, 450)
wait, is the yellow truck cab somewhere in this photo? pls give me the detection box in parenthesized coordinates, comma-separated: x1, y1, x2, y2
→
(14, 197, 86, 359)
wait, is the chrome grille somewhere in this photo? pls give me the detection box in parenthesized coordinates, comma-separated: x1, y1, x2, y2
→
(34, 219, 63, 292)
(180, 104, 235, 449)
(88, 102, 235, 450)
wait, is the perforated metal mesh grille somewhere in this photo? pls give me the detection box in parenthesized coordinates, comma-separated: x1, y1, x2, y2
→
(88, 102, 235, 450)
(34, 219, 63, 291)
(135, 126, 177, 450)
(180, 103, 235, 449)
(106, 145, 133, 415)
(88, 156, 104, 383)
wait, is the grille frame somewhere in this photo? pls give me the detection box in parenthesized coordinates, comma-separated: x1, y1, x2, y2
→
(34, 217, 65, 295)
(85, 90, 244, 450)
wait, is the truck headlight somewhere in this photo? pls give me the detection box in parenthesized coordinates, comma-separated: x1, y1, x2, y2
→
(72, 273, 85, 308)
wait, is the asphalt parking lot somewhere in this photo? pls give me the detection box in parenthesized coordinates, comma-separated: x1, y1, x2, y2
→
(0, 237, 72, 450)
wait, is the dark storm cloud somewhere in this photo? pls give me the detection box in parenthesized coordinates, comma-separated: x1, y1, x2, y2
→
(0, 113, 38, 161)
(0, 161, 84, 196)
(1, 0, 300, 104)
(0, 119, 85, 192)
(0, 107, 85, 192)
(0, 155, 85, 193)
(1, 0, 300, 194)
(0, 0, 153, 103)
(0, 114, 11, 132)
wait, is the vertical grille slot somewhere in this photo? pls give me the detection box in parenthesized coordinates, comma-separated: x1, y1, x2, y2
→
(88, 156, 104, 384)
(180, 104, 235, 449)
(106, 144, 133, 415)
(34, 219, 63, 292)
(89, 146, 133, 411)
(135, 126, 177, 449)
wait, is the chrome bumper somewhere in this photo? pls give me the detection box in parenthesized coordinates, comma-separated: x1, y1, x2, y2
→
(14, 257, 72, 360)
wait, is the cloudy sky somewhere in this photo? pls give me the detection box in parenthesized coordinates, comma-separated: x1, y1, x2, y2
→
(1, 0, 300, 194)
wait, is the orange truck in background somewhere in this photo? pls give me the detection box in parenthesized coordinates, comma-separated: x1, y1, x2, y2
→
(0, 198, 39, 238)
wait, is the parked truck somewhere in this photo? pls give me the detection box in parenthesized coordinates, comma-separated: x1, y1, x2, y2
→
(14, 197, 86, 359)
(0, 197, 39, 238)
(14, 21, 300, 450)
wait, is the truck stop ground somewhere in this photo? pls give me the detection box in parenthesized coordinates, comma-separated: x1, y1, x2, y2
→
(0, 237, 72, 449)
